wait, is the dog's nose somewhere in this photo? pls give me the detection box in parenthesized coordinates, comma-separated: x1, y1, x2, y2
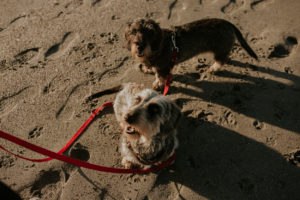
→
(138, 46, 143, 52)
(137, 43, 144, 51)
(125, 113, 138, 124)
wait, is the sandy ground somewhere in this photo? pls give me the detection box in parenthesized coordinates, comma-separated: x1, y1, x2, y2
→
(0, 0, 300, 199)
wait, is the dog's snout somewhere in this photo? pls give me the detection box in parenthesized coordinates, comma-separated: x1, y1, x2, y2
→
(125, 112, 138, 124)
(138, 46, 143, 51)
(137, 43, 144, 51)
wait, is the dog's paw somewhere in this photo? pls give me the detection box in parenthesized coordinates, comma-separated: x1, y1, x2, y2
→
(208, 61, 222, 73)
(122, 160, 142, 169)
(139, 64, 154, 74)
(124, 160, 134, 169)
(152, 80, 164, 91)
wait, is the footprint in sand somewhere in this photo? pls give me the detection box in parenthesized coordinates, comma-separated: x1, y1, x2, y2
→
(253, 120, 264, 130)
(59, 143, 90, 184)
(44, 32, 79, 60)
(99, 32, 119, 44)
(268, 36, 298, 59)
(28, 169, 63, 198)
(91, 0, 101, 7)
(250, 0, 265, 9)
(221, 0, 244, 14)
(167, 0, 178, 19)
(69, 143, 90, 162)
(0, 15, 26, 33)
(9, 15, 26, 24)
(28, 126, 44, 139)
(55, 84, 82, 120)
(224, 110, 237, 126)
(42, 76, 57, 95)
(197, 110, 214, 123)
(0, 155, 16, 168)
(1, 48, 41, 71)
(0, 86, 33, 117)
(19, 165, 75, 199)
(284, 66, 294, 74)
(250, 0, 275, 10)
(13, 48, 39, 65)
(64, 0, 84, 9)
(284, 150, 300, 167)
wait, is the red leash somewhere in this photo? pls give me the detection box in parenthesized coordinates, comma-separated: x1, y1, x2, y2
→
(0, 130, 175, 174)
(0, 102, 113, 162)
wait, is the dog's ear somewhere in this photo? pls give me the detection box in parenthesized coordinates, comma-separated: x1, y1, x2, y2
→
(147, 20, 162, 52)
(125, 21, 133, 51)
(126, 21, 133, 27)
(160, 101, 182, 133)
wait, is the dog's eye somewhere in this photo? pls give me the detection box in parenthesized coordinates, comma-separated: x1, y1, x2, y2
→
(131, 29, 137, 35)
(146, 28, 154, 35)
(134, 96, 142, 104)
(147, 103, 161, 116)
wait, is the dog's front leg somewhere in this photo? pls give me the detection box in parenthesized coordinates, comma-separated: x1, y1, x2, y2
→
(153, 72, 166, 91)
(122, 158, 135, 169)
(139, 64, 155, 74)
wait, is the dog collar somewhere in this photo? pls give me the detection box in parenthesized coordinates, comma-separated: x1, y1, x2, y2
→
(170, 34, 179, 67)
(171, 34, 179, 53)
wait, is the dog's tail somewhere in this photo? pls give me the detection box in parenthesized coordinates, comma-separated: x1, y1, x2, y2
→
(232, 24, 258, 60)
(86, 85, 123, 102)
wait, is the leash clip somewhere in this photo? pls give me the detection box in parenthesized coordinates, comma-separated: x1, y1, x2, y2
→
(171, 35, 179, 53)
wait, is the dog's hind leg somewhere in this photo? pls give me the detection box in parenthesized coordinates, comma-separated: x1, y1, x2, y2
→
(208, 60, 222, 72)
(208, 42, 233, 72)
(208, 52, 228, 72)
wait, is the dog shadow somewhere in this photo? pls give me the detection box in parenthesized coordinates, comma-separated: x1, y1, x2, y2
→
(0, 182, 22, 200)
(154, 120, 300, 199)
(171, 59, 300, 134)
(151, 60, 300, 199)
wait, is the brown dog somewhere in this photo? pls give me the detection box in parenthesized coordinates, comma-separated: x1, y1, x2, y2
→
(125, 18, 258, 90)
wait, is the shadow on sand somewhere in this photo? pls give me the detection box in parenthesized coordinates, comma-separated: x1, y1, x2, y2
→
(152, 60, 300, 199)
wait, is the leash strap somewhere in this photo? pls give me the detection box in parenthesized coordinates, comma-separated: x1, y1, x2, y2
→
(163, 49, 177, 96)
(0, 102, 113, 162)
(0, 130, 175, 173)
(163, 73, 172, 96)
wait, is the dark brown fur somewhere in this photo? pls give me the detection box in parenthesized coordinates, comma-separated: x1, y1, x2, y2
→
(125, 18, 258, 90)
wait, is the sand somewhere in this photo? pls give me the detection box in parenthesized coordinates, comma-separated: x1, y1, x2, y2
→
(0, 0, 300, 199)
